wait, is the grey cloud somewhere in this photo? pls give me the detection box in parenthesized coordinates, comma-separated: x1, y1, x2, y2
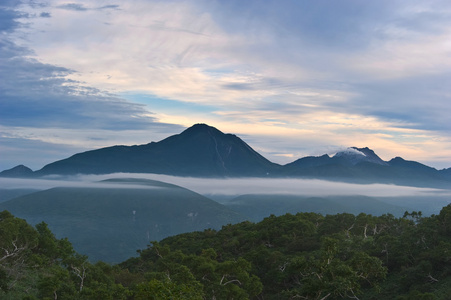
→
(0, 39, 168, 130)
(40, 12, 51, 18)
(0, 4, 25, 32)
(207, 0, 397, 52)
(345, 73, 451, 132)
(0, 5, 184, 169)
(222, 83, 256, 91)
(390, 4, 451, 36)
(57, 3, 88, 11)
(0, 136, 88, 171)
(0, 2, 184, 170)
(97, 5, 120, 10)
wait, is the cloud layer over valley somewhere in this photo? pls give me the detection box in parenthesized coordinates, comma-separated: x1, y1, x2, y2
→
(1, 174, 450, 199)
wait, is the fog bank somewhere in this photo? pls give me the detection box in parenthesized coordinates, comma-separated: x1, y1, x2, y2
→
(1, 173, 449, 198)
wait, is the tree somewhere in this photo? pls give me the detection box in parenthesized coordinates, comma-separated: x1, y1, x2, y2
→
(0, 210, 39, 291)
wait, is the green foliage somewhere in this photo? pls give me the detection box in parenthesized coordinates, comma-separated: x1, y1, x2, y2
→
(0, 180, 246, 263)
(2, 204, 451, 299)
(134, 278, 203, 300)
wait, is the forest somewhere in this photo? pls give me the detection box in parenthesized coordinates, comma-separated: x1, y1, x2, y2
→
(1, 204, 450, 299)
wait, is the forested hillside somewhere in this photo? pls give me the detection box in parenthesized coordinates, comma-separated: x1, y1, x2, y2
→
(1, 205, 451, 299)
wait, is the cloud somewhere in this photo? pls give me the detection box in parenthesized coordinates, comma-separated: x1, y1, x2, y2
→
(2, 173, 450, 199)
(0, 135, 87, 171)
(97, 5, 120, 11)
(0, 2, 24, 32)
(0, 49, 162, 130)
(1, 0, 451, 169)
(57, 3, 88, 11)
(0, 3, 184, 170)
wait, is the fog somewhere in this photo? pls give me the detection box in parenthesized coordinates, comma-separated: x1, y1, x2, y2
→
(1, 173, 450, 198)
(0, 176, 166, 191)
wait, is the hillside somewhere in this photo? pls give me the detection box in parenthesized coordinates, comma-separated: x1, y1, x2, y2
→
(126, 204, 451, 299)
(2, 205, 451, 299)
(0, 178, 246, 262)
(223, 194, 408, 222)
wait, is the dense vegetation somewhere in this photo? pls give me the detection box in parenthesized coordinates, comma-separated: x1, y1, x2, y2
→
(1, 204, 450, 299)
(0, 179, 246, 263)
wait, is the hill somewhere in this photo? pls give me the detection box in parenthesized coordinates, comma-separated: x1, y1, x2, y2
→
(0, 178, 246, 263)
(2, 206, 451, 299)
(127, 204, 451, 300)
(0, 164, 34, 178)
(223, 194, 408, 222)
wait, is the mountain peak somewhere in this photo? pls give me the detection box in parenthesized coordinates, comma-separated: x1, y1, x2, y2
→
(333, 147, 387, 166)
(35, 123, 277, 177)
(0, 165, 34, 178)
(183, 123, 222, 133)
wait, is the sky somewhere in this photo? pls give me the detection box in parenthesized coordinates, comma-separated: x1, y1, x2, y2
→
(1, 0, 451, 171)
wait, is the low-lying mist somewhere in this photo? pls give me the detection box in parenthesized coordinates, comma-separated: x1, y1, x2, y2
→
(1, 173, 450, 198)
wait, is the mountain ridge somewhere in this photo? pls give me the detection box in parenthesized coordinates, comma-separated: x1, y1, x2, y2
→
(1, 123, 450, 187)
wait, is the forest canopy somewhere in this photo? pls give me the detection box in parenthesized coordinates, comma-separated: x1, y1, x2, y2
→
(1, 204, 451, 299)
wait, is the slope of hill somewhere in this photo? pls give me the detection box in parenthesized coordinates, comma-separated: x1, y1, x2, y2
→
(0, 178, 246, 263)
(35, 123, 280, 177)
(0, 188, 40, 203)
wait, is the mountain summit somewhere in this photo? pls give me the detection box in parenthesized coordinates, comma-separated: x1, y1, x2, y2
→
(332, 147, 388, 166)
(0, 165, 34, 178)
(36, 123, 279, 177)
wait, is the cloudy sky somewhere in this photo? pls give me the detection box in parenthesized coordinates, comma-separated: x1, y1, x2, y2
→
(1, 0, 451, 171)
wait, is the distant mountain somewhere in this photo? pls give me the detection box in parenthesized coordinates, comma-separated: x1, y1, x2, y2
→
(0, 164, 34, 177)
(333, 147, 388, 166)
(285, 147, 387, 169)
(284, 147, 450, 187)
(35, 123, 280, 177)
(0, 178, 246, 263)
(440, 167, 451, 179)
(1, 124, 450, 187)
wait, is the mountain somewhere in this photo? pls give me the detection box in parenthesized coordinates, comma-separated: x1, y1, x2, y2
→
(35, 123, 280, 177)
(285, 147, 387, 169)
(440, 167, 451, 179)
(333, 147, 388, 166)
(1, 124, 450, 187)
(283, 147, 450, 187)
(0, 178, 246, 262)
(0, 164, 34, 177)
